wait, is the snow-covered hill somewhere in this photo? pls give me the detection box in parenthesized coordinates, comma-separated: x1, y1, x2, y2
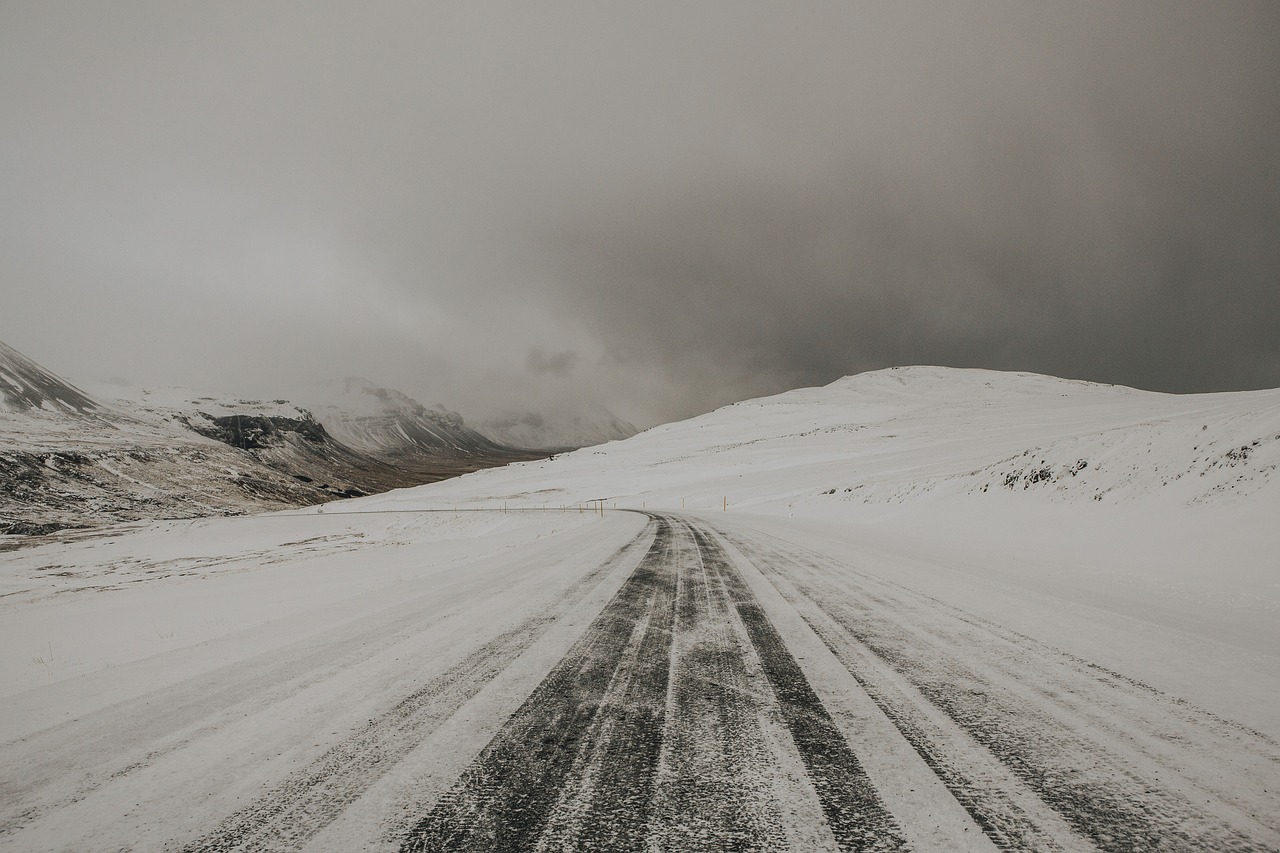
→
(476, 402, 638, 451)
(370, 366, 1280, 514)
(355, 365, 1280, 692)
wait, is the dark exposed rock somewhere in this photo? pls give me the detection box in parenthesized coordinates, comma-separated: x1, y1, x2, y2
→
(0, 519, 83, 536)
(190, 413, 329, 450)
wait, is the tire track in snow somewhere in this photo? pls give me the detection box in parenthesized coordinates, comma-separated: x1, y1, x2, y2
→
(402, 515, 907, 852)
(716, 526, 1086, 852)
(686, 521, 908, 853)
(638, 517, 788, 852)
(400, 517, 680, 851)
(0, 578, 502, 841)
(718, 523, 1280, 853)
(179, 520, 658, 853)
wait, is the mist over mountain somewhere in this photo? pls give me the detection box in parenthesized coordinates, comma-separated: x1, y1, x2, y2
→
(1, 337, 635, 537)
(475, 403, 638, 451)
(303, 377, 507, 460)
(0, 341, 544, 536)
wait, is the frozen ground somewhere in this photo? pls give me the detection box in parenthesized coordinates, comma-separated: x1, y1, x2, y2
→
(2, 367, 1277, 851)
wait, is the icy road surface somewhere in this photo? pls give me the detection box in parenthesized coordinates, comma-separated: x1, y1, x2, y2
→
(2, 509, 1277, 852)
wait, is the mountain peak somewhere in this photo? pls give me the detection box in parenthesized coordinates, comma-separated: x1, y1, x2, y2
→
(0, 339, 103, 415)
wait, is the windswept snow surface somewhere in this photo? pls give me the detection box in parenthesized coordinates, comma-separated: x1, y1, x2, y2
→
(2, 367, 1278, 851)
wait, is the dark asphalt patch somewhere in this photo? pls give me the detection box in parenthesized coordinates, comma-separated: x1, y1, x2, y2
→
(182, 520, 658, 853)
(401, 516, 913, 852)
(644, 518, 787, 850)
(689, 523, 909, 853)
(400, 518, 679, 851)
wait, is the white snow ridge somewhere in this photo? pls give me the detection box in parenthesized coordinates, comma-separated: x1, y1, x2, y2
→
(2, 366, 1278, 852)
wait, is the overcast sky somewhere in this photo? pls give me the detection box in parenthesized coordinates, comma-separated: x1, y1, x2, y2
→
(3, 2, 1278, 426)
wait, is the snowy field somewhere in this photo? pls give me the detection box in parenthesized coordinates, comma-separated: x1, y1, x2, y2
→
(2, 367, 1278, 851)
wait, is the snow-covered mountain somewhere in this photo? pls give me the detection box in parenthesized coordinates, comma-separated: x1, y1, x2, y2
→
(0, 345, 332, 534)
(475, 402, 638, 450)
(88, 385, 434, 501)
(305, 378, 512, 460)
(0, 343, 541, 536)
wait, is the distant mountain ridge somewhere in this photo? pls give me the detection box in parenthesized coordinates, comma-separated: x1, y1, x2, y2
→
(0, 341, 544, 537)
(1, 346, 328, 534)
(476, 402, 638, 451)
(306, 377, 510, 460)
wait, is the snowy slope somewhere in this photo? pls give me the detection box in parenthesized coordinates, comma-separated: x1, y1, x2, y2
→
(0, 339, 102, 417)
(0, 340, 129, 447)
(362, 365, 1280, 680)
(369, 366, 1280, 513)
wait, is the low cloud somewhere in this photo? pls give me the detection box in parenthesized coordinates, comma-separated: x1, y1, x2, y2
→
(2, 3, 1276, 427)
(526, 347, 580, 378)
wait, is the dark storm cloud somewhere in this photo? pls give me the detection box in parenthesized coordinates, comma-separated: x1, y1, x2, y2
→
(526, 347, 580, 378)
(1, 2, 1277, 425)
(527, 3, 1280, 417)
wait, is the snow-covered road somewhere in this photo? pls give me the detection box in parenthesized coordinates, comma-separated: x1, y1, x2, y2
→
(5, 366, 1279, 850)
(3, 509, 1276, 852)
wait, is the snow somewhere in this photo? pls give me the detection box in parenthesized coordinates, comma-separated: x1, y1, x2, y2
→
(1, 510, 626, 739)
(7, 364, 1276, 721)
(344, 366, 1280, 728)
(2, 366, 1277, 849)
(75, 379, 313, 427)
